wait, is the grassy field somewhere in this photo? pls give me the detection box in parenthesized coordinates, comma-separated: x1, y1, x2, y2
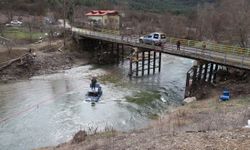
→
(3, 27, 44, 41)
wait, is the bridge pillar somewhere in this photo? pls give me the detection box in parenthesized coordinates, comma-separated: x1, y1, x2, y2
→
(192, 66, 198, 83)
(129, 50, 133, 78)
(142, 51, 145, 76)
(203, 63, 209, 82)
(116, 43, 120, 63)
(121, 44, 124, 64)
(147, 51, 151, 75)
(136, 52, 139, 77)
(184, 71, 191, 98)
(153, 51, 156, 74)
(159, 52, 162, 72)
(185, 62, 220, 98)
(208, 63, 214, 82)
(213, 64, 219, 83)
(197, 64, 203, 81)
(129, 49, 161, 78)
(111, 43, 114, 56)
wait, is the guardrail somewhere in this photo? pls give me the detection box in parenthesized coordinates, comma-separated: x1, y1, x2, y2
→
(74, 28, 250, 56)
(169, 38, 250, 56)
(72, 27, 250, 69)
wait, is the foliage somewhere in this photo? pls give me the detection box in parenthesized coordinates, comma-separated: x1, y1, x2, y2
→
(125, 90, 161, 105)
(0, 0, 215, 15)
(3, 27, 43, 41)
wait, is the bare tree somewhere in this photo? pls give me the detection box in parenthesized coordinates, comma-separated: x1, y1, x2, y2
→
(222, 0, 250, 47)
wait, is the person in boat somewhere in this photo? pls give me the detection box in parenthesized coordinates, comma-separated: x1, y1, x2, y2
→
(91, 76, 97, 90)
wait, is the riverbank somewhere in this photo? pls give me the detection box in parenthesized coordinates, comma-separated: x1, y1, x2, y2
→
(34, 62, 250, 150)
(38, 93, 250, 150)
(0, 39, 90, 81)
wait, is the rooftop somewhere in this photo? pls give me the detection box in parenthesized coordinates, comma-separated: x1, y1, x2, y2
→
(85, 10, 118, 16)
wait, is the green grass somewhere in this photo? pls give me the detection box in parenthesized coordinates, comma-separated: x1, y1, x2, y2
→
(148, 113, 160, 120)
(3, 27, 43, 41)
(125, 90, 161, 105)
(98, 73, 123, 84)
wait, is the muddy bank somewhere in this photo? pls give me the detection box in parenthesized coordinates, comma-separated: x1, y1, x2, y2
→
(0, 42, 91, 81)
(37, 68, 250, 150)
(38, 95, 250, 150)
(190, 68, 250, 100)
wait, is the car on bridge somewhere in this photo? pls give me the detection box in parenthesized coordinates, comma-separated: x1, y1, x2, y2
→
(139, 32, 166, 46)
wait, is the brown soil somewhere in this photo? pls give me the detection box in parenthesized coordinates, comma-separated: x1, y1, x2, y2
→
(0, 40, 90, 81)
(38, 96, 250, 150)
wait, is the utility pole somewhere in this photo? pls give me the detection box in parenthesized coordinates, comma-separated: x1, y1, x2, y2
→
(63, 0, 66, 48)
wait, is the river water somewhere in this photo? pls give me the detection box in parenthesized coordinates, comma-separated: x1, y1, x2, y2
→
(0, 55, 192, 150)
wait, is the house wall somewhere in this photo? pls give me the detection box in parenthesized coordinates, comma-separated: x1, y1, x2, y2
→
(87, 14, 120, 30)
(107, 15, 120, 29)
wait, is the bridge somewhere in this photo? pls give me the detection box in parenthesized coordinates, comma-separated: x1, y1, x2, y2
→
(71, 26, 250, 98)
(71, 27, 250, 70)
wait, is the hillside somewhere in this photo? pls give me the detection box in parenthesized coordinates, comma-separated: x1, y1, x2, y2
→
(0, 0, 216, 15)
(75, 0, 216, 13)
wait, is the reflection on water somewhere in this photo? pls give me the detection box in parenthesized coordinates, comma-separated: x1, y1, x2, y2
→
(0, 55, 192, 150)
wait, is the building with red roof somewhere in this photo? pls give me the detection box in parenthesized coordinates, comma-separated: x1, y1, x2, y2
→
(85, 10, 120, 30)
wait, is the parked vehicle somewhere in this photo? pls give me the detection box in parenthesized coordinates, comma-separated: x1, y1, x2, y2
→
(6, 20, 23, 27)
(139, 32, 166, 46)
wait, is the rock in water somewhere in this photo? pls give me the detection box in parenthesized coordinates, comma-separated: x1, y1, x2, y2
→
(183, 97, 197, 104)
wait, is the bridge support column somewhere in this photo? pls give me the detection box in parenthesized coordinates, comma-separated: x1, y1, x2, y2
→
(116, 43, 120, 63)
(159, 52, 162, 72)
(121, 44, 124, 64)
(213, 64, 219, 83)
(136, 51, 139, 77)
(203, 63, 208, 82)
(111, 43, 114, 56)
(192, 66, 198, 83)
(129, 49, 161, 78)
(208, 63, 214, 83)
(153, 51, 156, 74)
(148, 51, 151, 75)
(142, 51, 145, 76)
(197, 64, 203, 81)
(184, 72, 191, 98)
(184, 62, 221, 98)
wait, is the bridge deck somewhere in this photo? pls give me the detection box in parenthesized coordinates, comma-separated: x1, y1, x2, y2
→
(72, 27, 250, 70)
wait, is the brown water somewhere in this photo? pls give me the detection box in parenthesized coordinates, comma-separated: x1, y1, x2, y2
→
(0, 55, 192, 150)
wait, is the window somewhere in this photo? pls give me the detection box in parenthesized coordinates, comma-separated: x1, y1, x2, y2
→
(153, 34, 159, 39)
(161, 34, 166, 39)
(148, 35, 152, 38)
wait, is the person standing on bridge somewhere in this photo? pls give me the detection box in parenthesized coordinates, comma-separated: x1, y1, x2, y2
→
(176, 40, 181, 50)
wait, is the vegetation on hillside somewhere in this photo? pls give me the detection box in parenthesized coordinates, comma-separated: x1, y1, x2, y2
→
(0, 0, 215, 15)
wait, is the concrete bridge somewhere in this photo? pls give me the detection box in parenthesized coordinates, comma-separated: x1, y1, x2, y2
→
(71, 27, 250, 70)
(71, 27, 250, 97)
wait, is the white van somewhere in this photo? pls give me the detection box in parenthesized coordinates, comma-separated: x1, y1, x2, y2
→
(139, 32, 166, 46)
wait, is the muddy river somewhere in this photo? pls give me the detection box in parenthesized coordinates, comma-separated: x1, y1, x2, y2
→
(0, 55, 192, 150)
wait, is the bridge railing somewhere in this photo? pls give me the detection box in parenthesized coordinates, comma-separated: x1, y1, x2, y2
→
(72, 27, 250, 68)
(168, 37, 250, 57)
(76, 27, 250, 57)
